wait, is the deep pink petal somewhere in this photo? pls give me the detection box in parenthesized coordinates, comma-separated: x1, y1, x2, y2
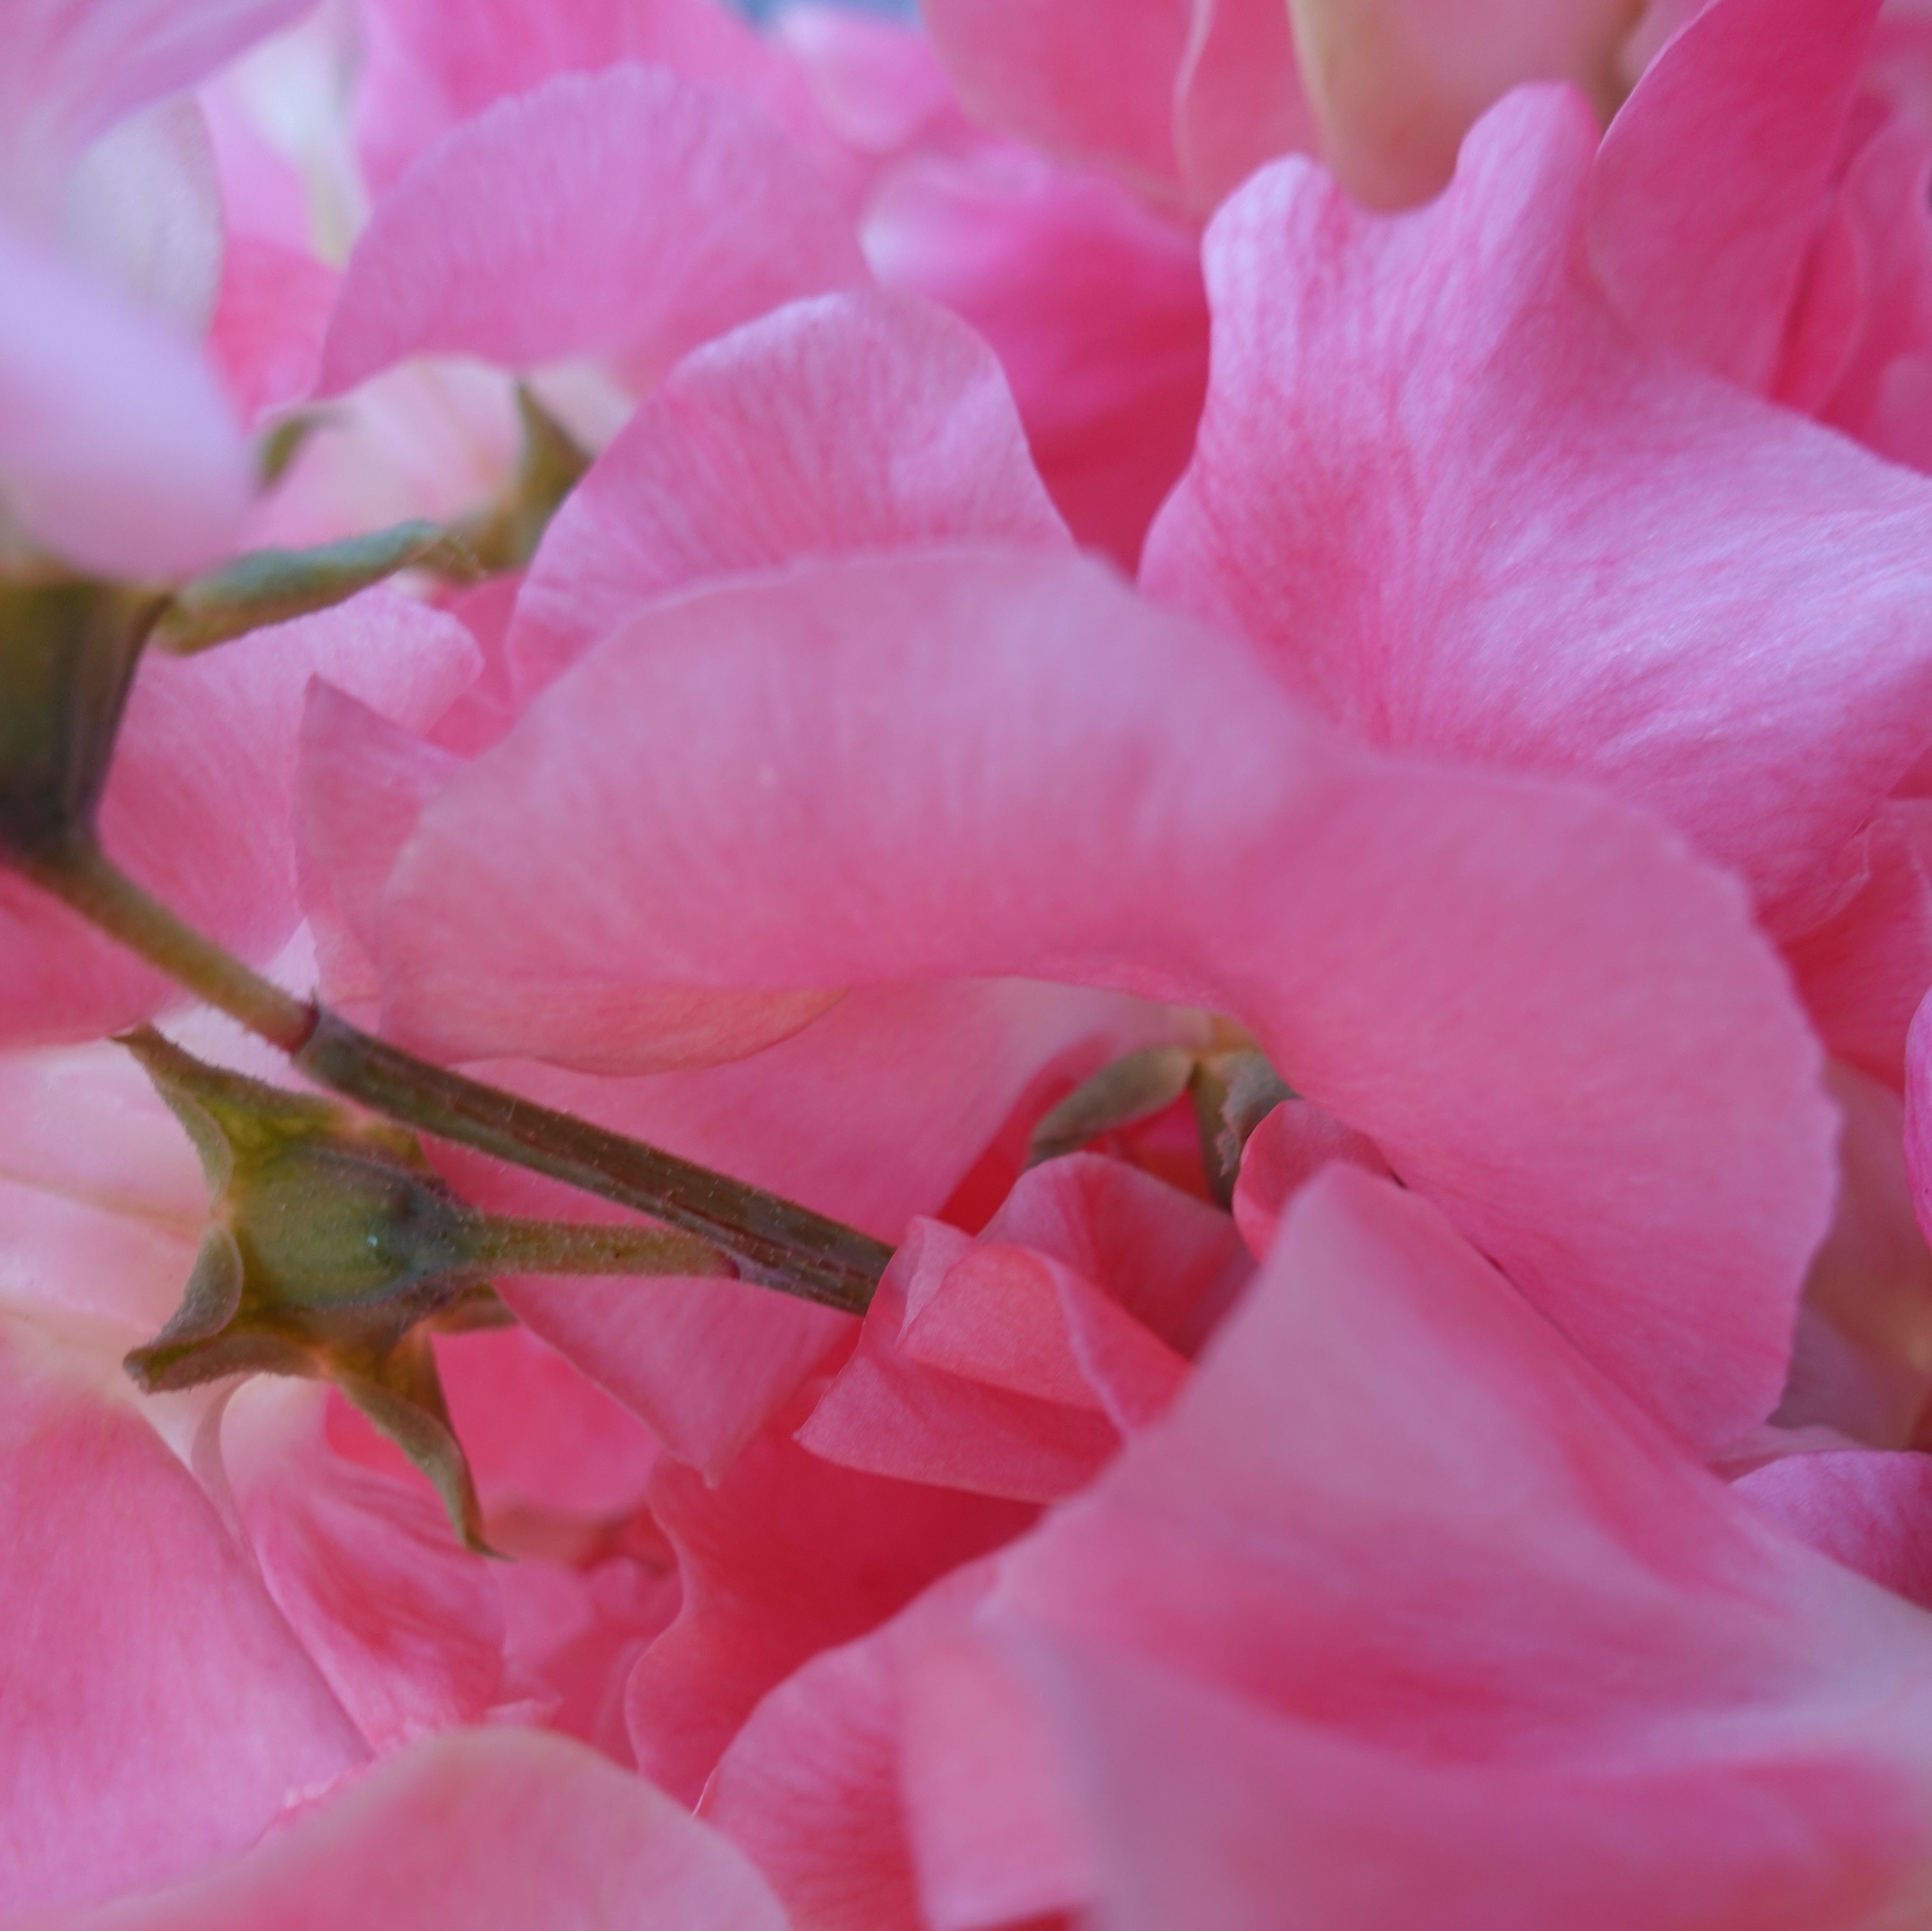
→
(919, 0, 1191, 203)
(352, 0, 825, 196)
(207, 236, 338, 425)
(35, 1728, 789, 1930)
(0, 1318, 365, 1920)
(625, 1424, 1031, 1803)
(318, 66, 866, 396)
(0, 591, 478, 1048)
(1587, 0, 1880, 389)
(1142, 88, 1932, 931)
(507, 288, 1066, 696)
(0, 217, 249, 576)
(867, 147, 1209, 570)
(382, 547, 1835, 1452)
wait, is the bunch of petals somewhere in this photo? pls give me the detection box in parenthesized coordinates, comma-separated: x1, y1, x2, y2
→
(14, 0, 1932, 1925)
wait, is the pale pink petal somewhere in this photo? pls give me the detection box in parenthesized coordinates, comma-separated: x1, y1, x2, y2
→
(1283, 0, 1635, 207)
(352, 0, 833, 199)
(0, 590, 479, 1048)
(0, 1317, 366, 1920)
(1173, 0, 1318, 211)
(919, 0, 1191, 202)
(775, 5, 963, 163)
(0, 0, 312, 187)
(625, 1424, 1031, 1803)
(867, 147, 1209, 569)
(1142, 89, 1932, 932)
(507, 288, 1066, 695)
(0, 217, 249, 576)
(318, 66, 867, 396)
(382, 547, 1835, 1452)
(225, 1382, 507, 1755)
(34, 1727, 790, 1930)
(1587, 0, 1880, 390)
(1230, 1097, 1391, 1260)
(1736, 1450, 1932, 1612)
(0, 1039, 207, 1334)
(896, 1167, 1932, 1924)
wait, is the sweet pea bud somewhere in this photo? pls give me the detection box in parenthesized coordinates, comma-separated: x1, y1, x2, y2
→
(121, 1027, 504, 1550)
(0, 577, 165, 865)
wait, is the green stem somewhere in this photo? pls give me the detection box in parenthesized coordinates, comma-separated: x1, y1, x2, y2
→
(24, 840, 889, 1315)
(462, 1213, 736, 1280)
(300, 1011, 890, 1315)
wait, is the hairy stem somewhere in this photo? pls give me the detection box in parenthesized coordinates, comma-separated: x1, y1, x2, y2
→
(461, 1213, 737, 1280)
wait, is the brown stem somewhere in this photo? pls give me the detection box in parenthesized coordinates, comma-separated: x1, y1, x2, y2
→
(25, 838, 315, 1052)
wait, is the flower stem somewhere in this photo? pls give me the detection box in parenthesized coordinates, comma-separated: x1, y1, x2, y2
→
(25, 837, 316, 1052)
(461, 1213, 736, 1280)
(23, 839, 891, 1315)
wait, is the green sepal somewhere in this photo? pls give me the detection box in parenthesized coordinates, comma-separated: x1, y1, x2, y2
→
(1026, 1046, 1200, 1167)
(154, 522, 458, 654)
(339, 1335, 495, 1555)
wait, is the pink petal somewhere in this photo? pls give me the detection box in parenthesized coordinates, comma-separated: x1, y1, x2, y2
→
(318, 66, 867, 397)
(919, 0, 1192, 203)
(1587, 0, 1880, 390)
(225, 1382, 507, 1756)
(0, 0, 312, 185)
(0, 1317, 365, 1920)
(1736, 1450, 1932, 1613)
(36, 1727, 790, 1930)
(797, 1223, 1132, 1502)
(899, 1166, 1932, 1924)
(1785, 803, 1932, 1089)
(208, 236, 339, 425)
(1282, 0, 1636, 207)
(1173, 0, 1318, 211)
(0, 590, 479, 1048)
(1142, 88, 1932, 932)
(382, 546, 1835, 1453)
(0, 216, 249, 577)
(866, 147, 1209, 570)
(625, 1424, 1032, 1803)
(774, 5, 963, 164)
(352, 0, 827, 198)
(704, 1564, 1002, 1931)
(506, 288, 1067, 697)
(297, 681, 462, 1013)
(1231, 1096, 1391, 1260)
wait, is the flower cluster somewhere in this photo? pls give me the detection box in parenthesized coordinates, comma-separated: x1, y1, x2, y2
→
(9, 0, 1932, 1925)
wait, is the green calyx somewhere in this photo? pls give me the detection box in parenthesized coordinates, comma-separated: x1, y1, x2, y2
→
(121, 1027, 505, 1551)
